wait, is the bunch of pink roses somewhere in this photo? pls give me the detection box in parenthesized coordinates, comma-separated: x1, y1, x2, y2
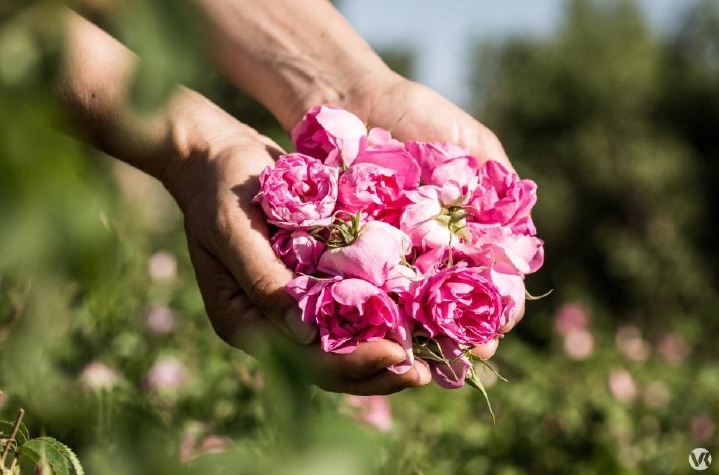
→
(254, 105, 544, 393)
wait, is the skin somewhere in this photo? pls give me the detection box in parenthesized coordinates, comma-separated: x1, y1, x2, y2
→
(57, 1, 522, 395)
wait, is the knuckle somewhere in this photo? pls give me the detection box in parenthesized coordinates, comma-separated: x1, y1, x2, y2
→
(248, 272, 282, 314)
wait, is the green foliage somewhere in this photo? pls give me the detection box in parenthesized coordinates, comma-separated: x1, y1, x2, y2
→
(20, 437, 84, 475)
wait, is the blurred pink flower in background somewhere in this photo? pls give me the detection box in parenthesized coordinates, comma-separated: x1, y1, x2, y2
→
(346, 395, 393, 432)
(149, 251, 178, 281)
(642, 381, 671, 409)
(615, 325, 650, 362)
(146, 306, 177, 335)
(146, 356, 187, 392)
(0, 390, 6, 410)
(553, 303, 590, 336)
(179, 423, 231, 463)
(80, 362, 121, 391)
(656, 332, 691, 364)
(691, 415, 716, 443)
(608, 369, 637, 403)
(563, 329, 594, 360)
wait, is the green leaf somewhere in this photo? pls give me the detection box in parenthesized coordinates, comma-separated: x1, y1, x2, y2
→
(19, 437, 84, 475)
(0, 419, 30, 447)
(465, 366, 496, 424)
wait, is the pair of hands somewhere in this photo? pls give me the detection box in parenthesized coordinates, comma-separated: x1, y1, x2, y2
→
(171, 72, 517, 395)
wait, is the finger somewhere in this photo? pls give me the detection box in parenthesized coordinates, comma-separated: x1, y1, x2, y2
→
(322, 359, 432, 396)
(304, 340, 409, 381)
(471, 338, 500, 360)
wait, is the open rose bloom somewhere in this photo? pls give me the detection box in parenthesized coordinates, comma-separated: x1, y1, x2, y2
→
(254, 105, 545, 398)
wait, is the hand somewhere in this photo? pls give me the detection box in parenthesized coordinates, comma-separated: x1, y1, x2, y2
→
(165, 93, 431, 395)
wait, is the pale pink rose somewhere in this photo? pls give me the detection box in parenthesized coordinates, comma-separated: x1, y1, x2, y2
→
(80, 362, 121, 391)
(400, 184, 469, 251)
(615, 325, 650, 362)
(146, 306, 177, 335)
(336, 162, 408, 226)
(426, 336, 472, 389)
(608, 369, 637, 403)
(346, 395, 393, 432)
(271, 229, 324, 274)
(146, 356, 187, 392)
(691, 415, 716, 443)
(553, 303, 591, 336)
(656, 332, 690, 364)
(291, 105, 367, 167)
(149, 250, 177, 281)
(253, 153, 338, 229)
(468, 160, 538, 232)
(286, 276, 412, 372)
(406, 264, 505, 346)
(352, 140, 421, 189)
(563, 329, 594, 360)
(364, 127, 401, 147)
(318, 220, 411, 287)
(406, 141, 480, 191)
(467, 224, 544, 275)
(381, 264, 418, 298)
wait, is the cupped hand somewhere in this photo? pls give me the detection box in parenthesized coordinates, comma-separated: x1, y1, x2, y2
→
(163, 95, 431, 395)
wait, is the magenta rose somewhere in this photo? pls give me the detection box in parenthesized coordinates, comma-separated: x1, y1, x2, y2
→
(286, 276, 412, 372)
(352, 140, 421, 189)
(291, 105, 367, 167)
(406, 141, 480, 191)
(253, 153, 338, 229)
(468, 160, 538, 231)
(271, 229, 324, 274)
(336, 162, 409, 226)
(426, 336, 472, 390)
(318, 220, 411, 287)
(414, 243, 492, 275)
(406, 264, 504, 347)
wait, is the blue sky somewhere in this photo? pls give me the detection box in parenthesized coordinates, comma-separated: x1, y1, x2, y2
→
(340, 0, 696, 107)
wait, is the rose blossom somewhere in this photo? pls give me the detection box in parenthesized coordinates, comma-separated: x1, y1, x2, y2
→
(467, 225, 544, 275)
(400, 182, 469, 251)
(346, 395, 393, 432)
(271, 229, 324, 274)
(286, 276, 412, 372)
(406, 263, 505, 347)
(291, 105, 367, 167)
(336, 162, 408, 226)
(406, 141, 480, 191)
(318, 220, 412, 287)
(352, 139, 421, 189)
(253, 153, 338, 229)
(468, 160, 538, 232)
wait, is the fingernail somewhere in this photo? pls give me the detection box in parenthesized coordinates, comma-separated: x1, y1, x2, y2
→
(284, 306, 316, 344)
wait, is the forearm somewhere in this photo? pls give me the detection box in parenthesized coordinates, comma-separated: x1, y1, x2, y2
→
(192, 0, 396, 130)
(56, 10, 204, 184)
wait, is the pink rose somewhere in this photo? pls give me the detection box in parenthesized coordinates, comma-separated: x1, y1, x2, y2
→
(286, 276, 412, 372)
(467, 225, 545, 275)
(426, 337, 472, 389)
(468, 160, 538, 231)
(318, 220, 411, 287)
(336, 162, 409, 226)
(352, 140, 421, 189)
(406, 264, 504, 347)
(253, 153, 338, 229)
(415, 245, 526, 332)
(291, 105, 367, 167)
(346, 395, 393, 432)
(271, 229, 325, 274)
(381, 264, 418, 298)
(400, 183, 468, 251)
(406, 141, 480, 191)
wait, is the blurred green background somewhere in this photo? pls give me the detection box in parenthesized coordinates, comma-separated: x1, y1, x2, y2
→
(1, 0, 718, 473)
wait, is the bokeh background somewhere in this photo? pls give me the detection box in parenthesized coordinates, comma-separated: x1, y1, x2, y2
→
(1, 0, 718, 473)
